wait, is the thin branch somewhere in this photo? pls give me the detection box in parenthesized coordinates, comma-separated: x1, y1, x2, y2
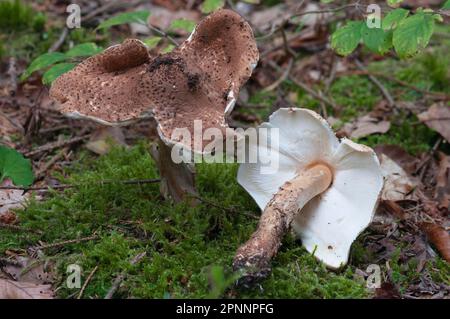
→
(0, 178, 161, 191)
(354, 59, 395, 107)
(147, 24, 179, 46)
(104, 252, 146, 299)
(77, 265, 98, 299)
(267, 60, 339, 110)
(25, 134, 90, 157)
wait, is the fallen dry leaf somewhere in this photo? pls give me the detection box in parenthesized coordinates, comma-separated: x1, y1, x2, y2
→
(85, 126, 127, 155)
(418, 103, 450, 143)
(379, 154, 418, 201)
(348, 115, 391, 139)
(0, 278, 54, 299)
(2, 256, 55, 284)
(435, 152, 450, 210)
(0, 179, 29, 218)
(420, 222, 450, 263)
(374, 144, 419, 175)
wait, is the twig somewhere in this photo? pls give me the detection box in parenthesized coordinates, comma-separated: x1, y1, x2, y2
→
(0, 222, 43, 234)
(291, 2, 361, 19)
(35, 235, 98, 250)
(48, 28, 68, 53)
(0, 178, 161, 191)
(147, 24, 179, 46)
(263, 58, 294, 92)
(267, 60, 339, 110)
(35, 147, 69, 180)
(104, 252, 146, 299)
(77, 265, 98, 299)
(25, 134, 90, 157)
(354, 59, 395, 107)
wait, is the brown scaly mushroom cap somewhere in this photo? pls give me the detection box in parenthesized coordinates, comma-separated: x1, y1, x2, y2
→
(50, 9, 259, 152)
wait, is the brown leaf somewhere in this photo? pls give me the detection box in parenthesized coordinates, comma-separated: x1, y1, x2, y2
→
(374, 282, 402, 299)
(379, 154, 418, 201)
(435, 152, 450, 210)
(420, 222, 450, 263)
(0, 279, 54, 299)
(348, 115, 391, 139)
(417, 103, 450, 143)
(85, 126, 127, 155)
(0, 179, 29, 218)
(2, 256, 55, 284)
(374, 144, 419, 175)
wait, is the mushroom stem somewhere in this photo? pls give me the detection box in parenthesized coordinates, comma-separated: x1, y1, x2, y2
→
(233, 164, 333, 285)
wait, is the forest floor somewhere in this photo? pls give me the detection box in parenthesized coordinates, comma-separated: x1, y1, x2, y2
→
(0, 0, 449, 299)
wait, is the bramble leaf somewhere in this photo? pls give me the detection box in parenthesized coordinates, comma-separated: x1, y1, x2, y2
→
(331, 21, 363, 56)
(382, 8, 409, 30)
(393, 12, 435, 59)
(361, 25, 393, 54)
(0, 146, 33, 187)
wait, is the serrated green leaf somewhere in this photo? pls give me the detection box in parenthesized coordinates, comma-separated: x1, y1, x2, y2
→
(443, 0, 450, 9)
(21, 52, 67, 81)
(331, 21, 363, 56)
(393, 12, 435, 59)
(201, 0, 225, 14)
(387, 0, 404, 8)
(382, 8, 409, 30)
(65, 43, 102, 58)
(96, 10, 150, 30)
(143, 36, 162, 49)
(0, 146, 33, 187)
(170, 18, 196, 33)
(361, 25, 393, 54)
(42, 62, 77, 85)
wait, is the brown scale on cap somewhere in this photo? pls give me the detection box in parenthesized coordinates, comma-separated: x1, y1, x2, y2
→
(50, 9, 259, 151)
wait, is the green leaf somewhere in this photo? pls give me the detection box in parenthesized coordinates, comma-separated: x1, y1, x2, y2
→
(331, 21, 363, 56)
(170, 18, 196, 33)
(96, 10, 150, 30)
(387, 0, 404, 8)
(201, 0, 225, 14)
(65, 43, 102, 58)
(21, 52, 67, 81)
(161, 44, 175, 54)
(143, 36, 162, 49)
(393, 12, 435, 59)
(0, 146, 33, 187)
(361, 25, 393, 54)
(442, 0, 450, 9)
(42, 62, 77, 85)
(382, 8, 409, 30)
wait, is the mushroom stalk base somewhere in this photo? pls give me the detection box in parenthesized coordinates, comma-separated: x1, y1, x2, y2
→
(233, 164, 333, 286)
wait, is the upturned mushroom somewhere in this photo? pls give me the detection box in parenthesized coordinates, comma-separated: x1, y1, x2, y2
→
(233, 108, 384, 284)
(49, 9, 259, 202)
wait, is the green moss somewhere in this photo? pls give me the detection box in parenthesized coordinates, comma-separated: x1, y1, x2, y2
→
(0, 143, 367, 298)
(0, 0, 33, 31)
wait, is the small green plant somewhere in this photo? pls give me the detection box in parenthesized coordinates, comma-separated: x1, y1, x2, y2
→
(21, 43, 102, 85)
(0, 145, 33, 187)
(331, 0, 447, 59)
(201, 0, 225, 13)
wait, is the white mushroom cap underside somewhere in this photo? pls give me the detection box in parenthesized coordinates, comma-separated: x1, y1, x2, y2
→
(237, 108, 384, 269)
